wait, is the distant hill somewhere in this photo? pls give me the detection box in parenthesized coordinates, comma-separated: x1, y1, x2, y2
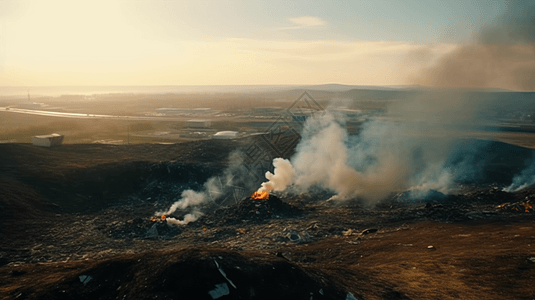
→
(292, 84, 421, 92)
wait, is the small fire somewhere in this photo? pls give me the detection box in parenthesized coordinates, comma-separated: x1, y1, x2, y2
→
(251, 191, 269, 200)
(151, 215, 167, 222)
(524, 202, 533, 213)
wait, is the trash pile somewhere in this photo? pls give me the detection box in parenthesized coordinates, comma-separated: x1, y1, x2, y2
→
(496, 200, 534, 213)
(210, 194, 303, 225)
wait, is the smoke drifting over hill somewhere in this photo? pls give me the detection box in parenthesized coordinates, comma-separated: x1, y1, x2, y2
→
(412, 1, 535, 91)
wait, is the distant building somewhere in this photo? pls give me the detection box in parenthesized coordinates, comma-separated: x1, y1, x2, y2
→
(186, 119, 211, 128)
(213, 131, 238, 139)
(32, 133, 64, 147)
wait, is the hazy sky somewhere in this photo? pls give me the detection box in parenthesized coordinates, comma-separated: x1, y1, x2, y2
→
(0, 0, 509, 86)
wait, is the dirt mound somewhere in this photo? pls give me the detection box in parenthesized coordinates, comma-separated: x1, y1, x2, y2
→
(0, 177, 51, 220)
(208, 195, 303, 226)
(35, 249, 345, 300)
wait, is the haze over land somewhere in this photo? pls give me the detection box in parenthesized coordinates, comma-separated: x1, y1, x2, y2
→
(2, 2, 535, 299)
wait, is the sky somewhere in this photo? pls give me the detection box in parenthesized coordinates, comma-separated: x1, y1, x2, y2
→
(0, 0, 513, 86)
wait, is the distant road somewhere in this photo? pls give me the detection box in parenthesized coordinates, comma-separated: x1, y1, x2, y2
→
(0, 107, 206, 122)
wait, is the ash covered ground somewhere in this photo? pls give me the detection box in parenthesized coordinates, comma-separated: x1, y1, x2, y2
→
(1, 135, 535, 300)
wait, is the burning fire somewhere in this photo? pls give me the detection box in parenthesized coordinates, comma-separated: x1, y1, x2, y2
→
(524, 202, 533, 213)
(251, 191, 269, 200)
(151, 215, 167, 222)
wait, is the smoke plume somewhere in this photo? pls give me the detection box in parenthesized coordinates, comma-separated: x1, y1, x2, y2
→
(504, 159, 535, 192)
(157, 189, 206, 216)
(156, 175, 229, 225)
(258, 158, 296, 193)
(155, 150, 259, 226)
(257, 89, 496, 203)
(165, 210, 204, 226)
(411, 1, 535, 91)
(289, 113, 411, 201)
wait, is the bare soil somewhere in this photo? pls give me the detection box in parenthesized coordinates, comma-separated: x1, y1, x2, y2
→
(1, 138, 534, 300)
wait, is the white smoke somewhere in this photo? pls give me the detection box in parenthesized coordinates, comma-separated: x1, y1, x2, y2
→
(156, 176, 227, 226)
(165, 210, 204, 225)
(257, 90, 490, 203)
(289, 113, 413, 201)
(503, 160, 535, 192)
(157, 189, 207, 216)
(258, 158, 296, 193)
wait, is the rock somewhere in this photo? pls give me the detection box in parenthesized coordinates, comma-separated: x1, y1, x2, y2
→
(427, 245, 436, 250)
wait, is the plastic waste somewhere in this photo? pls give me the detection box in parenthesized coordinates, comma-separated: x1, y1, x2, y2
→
(208, 283, 229, 299)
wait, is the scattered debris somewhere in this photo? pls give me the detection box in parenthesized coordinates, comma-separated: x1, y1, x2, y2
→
(496, 201, 533, 213)
(213, 259, 237, 289)
(79, 275, 92, 286)
(208, 283, 230, 299)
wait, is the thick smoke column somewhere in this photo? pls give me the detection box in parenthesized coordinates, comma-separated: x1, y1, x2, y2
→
(411, 1, 535, 91)
(258, 89, 492, 203)
(258, 158, 295, 193)
(289, 113, 410, 201)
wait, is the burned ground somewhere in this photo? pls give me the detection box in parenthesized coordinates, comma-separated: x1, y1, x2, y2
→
(1, 138, 535, 300)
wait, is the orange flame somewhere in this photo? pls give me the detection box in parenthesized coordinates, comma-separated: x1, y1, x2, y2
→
(251, 191, 269, 199)
(151, 215, 167, 221)
(524, 202, 533, 213)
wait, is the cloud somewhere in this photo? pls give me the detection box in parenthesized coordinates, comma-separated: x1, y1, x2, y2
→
(282, 16, 327, 29)
(1, 37, 458, 85)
